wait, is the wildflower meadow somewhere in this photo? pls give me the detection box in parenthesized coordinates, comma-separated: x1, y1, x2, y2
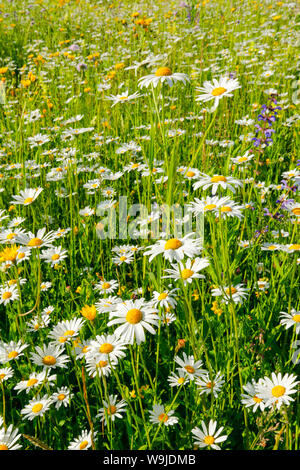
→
(0, 0, 299, 453)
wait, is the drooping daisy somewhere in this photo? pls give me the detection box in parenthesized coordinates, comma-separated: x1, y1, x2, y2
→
(107, 299, 159, 345)
(96, 395, 127, 425)
(196, 75, 241, 112)
(163, 257, 210, 285)
(21, 394, 52, 421)
(175, 352, 207, 381)
(138, 67, 189, 89)
(241, 379, 266, 412)
(10, 187, 43, 206)
(30, 344, 69, 369)
(143, 233, 202, 263)
(195, 371, 225, 397)
(256, 372, 299, 410)
(211, 283, 249, 305)
(191, 419, 228, 450)
(149, 404, 179, 426)
(68, 430, 94, 450)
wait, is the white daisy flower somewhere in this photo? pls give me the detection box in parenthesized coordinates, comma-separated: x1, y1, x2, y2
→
(10, 187, 43, 206)
(241, 379, 266, 412)
(96, 395, 127, 425)
(144, 233, 202, 263)
(68, 430, 94, 450)
(138, 67, 189, 89)
(256, 372, 299, 410)
(163, 257, 210, 285)
(279, 309, 300, 334)
(175, 352, 207, 381)
(196, 75, 241, 112)
(149, 404, 179, 426)
(21, 394, 52, 421)
(30, 344, 69, 369)
(191, 419, 228, 450)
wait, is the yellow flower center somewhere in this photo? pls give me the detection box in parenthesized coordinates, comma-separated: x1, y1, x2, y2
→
(292, 208, 300, 216)
(204, 435, 215, 445)
(164, 238, 182, 250)
(24, 197, 34, 204)
(27, 237, 43, 247)
(8, 350, 18, 358)
(158, 413, 169, 422)
(102, 282, 111, 290)
(51, 254, 60, 260)
(253, 395, 263, 403)
(158, 292, 168, 300)
(0, 445, 9, 450)
(0, 374, 6, 380)
(32, 403, 43, 414)
(99, 343, 114, 354)
(211, 87, 227, 96)
(42, 355, 57, 366)
(211, 175, 227, 183)
(204, 204, 217, 211)
(155, 67, 172, 77)
(292, 314, 300, 323)
(6, 233, 16, 240)
(238, 156, 248, 163)
(225, 287, 237, 295)
(181, 268, 194, 279)
(185, 365, 195, 374)
(107, 405, 117, 415)
(63, 330, 75, 337)
(2, 291, 12, 300)
(27, 378, 38, 387)
(271, 385, 286, 398)
(96, 360, 108, 368)
(119, 256, 127, 261)
(177, 377, 185, 384)
(289, 244, 300, 250)
(186, 171, 196, 177)
(79, 440, 88, 450)
(220, 206, 232, 212)
(126, 308, 143, 324)
(268, 245, 277, 250)
(57, 394, 66, 401)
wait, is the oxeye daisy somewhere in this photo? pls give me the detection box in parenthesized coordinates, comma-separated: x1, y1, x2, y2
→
(148, 404, 179, 426)
(241, 379, 266, 412)
(48, 318, 85, 345)
(0, 340, 29, 364)
(30, 344, 69, 369)
(14, 371, 56, 394)
(21, 395, 52, 421)
(85, 355, 115, 378)
(0, 284, 19, 305)
(0, 423, 22, 450)
(112, 252, 135, 265)
(152, 289, 178, 309)
(0, 366, 14, 383)
(279, 309, 300, 333)
(196, 75, 241, 112)
(256, 372, 299, 410)
(193, 173, 242, 195)
(96, 395, 127, 425)
(195, 371, 225, 397)
(138, 67, 189, 89)
(163, 257, 210, 285)
(167, 370, 188, 388)
(143, 233, 202, 263)
(0, 229, 26, 245)
(211, 283, 249, 305)
(107, 299, 159, 345)
(68, 430, 94, 450)
(10, 187, 43, 206)
(95, 296, 122, 315)
(174, 352, 207, 381)
(50, 387, 73, 409)
(191, 419, 228, 450)
(40, 246, 68, 266)
(106, 89, 141, 106)
(161, 311, 177, 326)
(86, 334, 127, 364)
(15, 228, 56, 249)
(94, 279, 119, 295)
